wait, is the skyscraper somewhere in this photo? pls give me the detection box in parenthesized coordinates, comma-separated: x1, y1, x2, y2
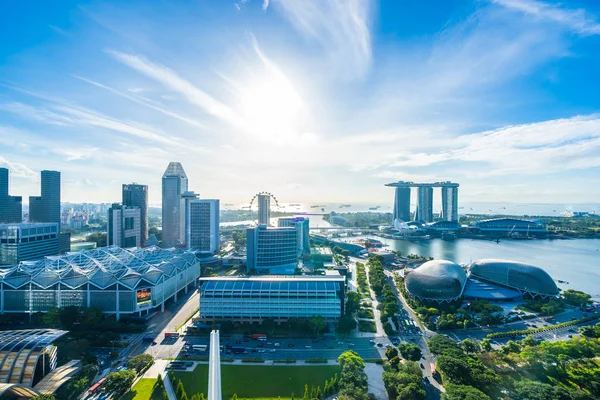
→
(123, 183, 148, 246)
(416, 186, 434, 223)
(246, 225, 298, 274)
(441, 185, 459, 222)
(162, 162, 188, 247)
(0, 168, 22, 223)
(29, 170, 60, 224)
(107, 203, 141, 248)
(393, 187, 411, 222)
(257, 194, 270, 225)
(183, 192, 220, 253)
(278, 217, 310, 255)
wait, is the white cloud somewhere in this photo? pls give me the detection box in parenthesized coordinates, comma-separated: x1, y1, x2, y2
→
(73, 75, 208, 129)
(493, 0, 600, 35)
(0, 156, 37, 179)
(107, 50, 243, 127)
(387, 115, 600, 176)
(270, 0, 372, 78)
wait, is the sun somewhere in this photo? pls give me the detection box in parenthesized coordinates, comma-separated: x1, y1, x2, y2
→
(238, 75, 305, 144)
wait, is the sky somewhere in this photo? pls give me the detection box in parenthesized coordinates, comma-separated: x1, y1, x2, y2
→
(1, 0, 600, 207)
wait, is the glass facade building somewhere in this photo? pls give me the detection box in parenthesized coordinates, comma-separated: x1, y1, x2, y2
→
(29, 171, 60, 225)
(122, 184, 148, 246)
(277, 217, 310, 254)
(257, 194, 271, 226)
(0, 168, 23, 224)
(470, 218, 547, 234)
(199, 276, 346, 321)
(0, 246, 200, 319)
(162, 162, 188, 248)
(107, 204, 141, 248)
(186, 198, 220, 253)
(246, 226, 298, 274)
(0, 223, 59, 265)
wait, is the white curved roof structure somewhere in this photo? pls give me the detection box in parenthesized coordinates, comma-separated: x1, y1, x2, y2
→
(405, 260, 467, 302)
(0, 246, 197, 290)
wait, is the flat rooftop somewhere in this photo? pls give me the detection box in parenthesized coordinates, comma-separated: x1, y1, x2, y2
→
(463, 278, 523, 300)
(199, 275, 345, 282)
(310, 247, 333, 255)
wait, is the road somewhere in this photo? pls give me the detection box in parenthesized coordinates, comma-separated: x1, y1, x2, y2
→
(380, 268, 443, 397)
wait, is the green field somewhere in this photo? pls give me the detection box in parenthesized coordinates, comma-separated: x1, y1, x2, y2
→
(123, 378, 164, 400)
(172, 364, 341, 399)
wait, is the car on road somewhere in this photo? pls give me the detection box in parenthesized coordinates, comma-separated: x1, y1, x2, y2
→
(568, 334, 573, 338)
(305, 345, 312, 348)
(235, 340, 241, 344)
(152, 341, 157, 345)
(338, 341, 344, 345)
(274, 343, 280, 347)
(348, 343, 355, 347)
(288, 343, 294, 347)
(369, 339, 375, 344)
(420, 363, 424, 369)
(258, 349, 266, 353)
(386, 344, 392, 349)
(376, 343, 383, 347)
(269, 349, 276, 352)
(243, 338, 249, 342)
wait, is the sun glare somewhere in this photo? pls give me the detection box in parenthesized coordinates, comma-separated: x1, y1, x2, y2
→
(238, 75, 305, 144)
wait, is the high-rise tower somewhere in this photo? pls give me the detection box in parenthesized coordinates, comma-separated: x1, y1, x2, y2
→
(183, 191, 220, 253)
(257, 194, 271, 226)
(0, 168, 22, 223)
(29, 170, 60, 224)
(393, 187, 411, 222)
(415, 186, 434, 223)
(441, 185, 459, 222)
(123, 183, 148, 246)
(162, 162, 188, 247)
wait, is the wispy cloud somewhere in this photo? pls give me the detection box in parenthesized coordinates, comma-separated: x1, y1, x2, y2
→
(73, 75, 208, 129)
(388, 115, 600, 176)
(0, 156, 37, 178)
(107, 50, 243, 127)
(270, 0, 372, 78)
(493, 0, 600, 35)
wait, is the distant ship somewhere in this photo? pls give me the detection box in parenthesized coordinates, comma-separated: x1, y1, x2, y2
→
(368, 206, 381, 210)
(321, 208, 325, 212)
(310, 205, 321, 208)
(340, 204, 351, 208)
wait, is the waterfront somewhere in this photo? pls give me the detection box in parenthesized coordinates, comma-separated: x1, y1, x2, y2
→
(370, 236, 600, 300)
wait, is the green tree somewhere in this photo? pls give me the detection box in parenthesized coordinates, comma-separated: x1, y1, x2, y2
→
(127, 353, 154, 373)
(481, 338, 492, 352)
(229, 395, 238, 400)
(521, 335, 539, 347)
(308, 315, 326, 335)
(398, 343, 422, 361)
(105, 370, 136, 394)
(346, 292, 361, 314)
(31, 395, 56, 400)
(462, 339, 481, 354)
(42, 307, 61, 327)
(443, 384, 491, 400)
(176, 380, 186, 400)
(336, 315, 357, 334)
(512, 379, 555, 400)
(385, 346, 399, 360)
(562, 290, 592, 307)
(110, 350, 120, 360)
(86, 232, 107, 247)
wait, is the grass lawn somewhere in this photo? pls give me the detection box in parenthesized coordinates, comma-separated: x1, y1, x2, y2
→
(172, 364, 340, 399)
(123, 378, 164, 400)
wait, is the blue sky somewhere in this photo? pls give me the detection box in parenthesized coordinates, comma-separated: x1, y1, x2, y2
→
(1, 0, 600, 206)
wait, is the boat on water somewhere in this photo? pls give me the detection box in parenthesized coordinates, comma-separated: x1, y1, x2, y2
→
(368, 207, 379, 210)
(340, 204, 351, 207)
(557, 280, 570, 284)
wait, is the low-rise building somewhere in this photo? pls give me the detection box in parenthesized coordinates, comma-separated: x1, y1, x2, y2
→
(198, 275, 346, 321)
(0, 223, 59, 265)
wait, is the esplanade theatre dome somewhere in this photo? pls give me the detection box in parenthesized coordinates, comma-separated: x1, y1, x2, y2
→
(468, 259, 558, 298)
(405, 260, 467, 302)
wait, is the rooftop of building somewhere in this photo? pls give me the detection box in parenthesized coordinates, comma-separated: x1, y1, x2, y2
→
(385, 180, 459, 188)
(162, 162, 187, 178)
(0, 245, 197, 289)
(199, 274, 345, 282)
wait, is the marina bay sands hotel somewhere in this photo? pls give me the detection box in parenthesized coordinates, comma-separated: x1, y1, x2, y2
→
(385, 181, 459, 224)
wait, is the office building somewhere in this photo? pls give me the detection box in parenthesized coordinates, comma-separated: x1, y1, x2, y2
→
(246, 225, 298, 274)
(107, 203, 141, 248)
(198, 275, 346, 321)
(162, 162, 188, 247)
(59, 231, 71, 254)
(0, 168, 22, 223)
(393, 187, 411, 222)
(29, 170, 61, 224)
(257, 194, 270, 225)
(0, 246, 200, 319)
(183, 192, 220, 253)
(123, 183, 148, 246)
(0, 223, 59, 265)
(416, 186, 434, 223)
(277, 217, 309, 255)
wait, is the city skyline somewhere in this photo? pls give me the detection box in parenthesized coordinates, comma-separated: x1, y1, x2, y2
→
(1, 0, 600, 205)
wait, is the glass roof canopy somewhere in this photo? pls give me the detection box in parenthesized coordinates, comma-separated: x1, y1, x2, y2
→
(0, 246, 197, 290)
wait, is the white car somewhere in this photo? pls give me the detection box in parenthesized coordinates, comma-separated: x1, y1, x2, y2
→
(269, 349, 276, 352)
(338, 341, 344, 345)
